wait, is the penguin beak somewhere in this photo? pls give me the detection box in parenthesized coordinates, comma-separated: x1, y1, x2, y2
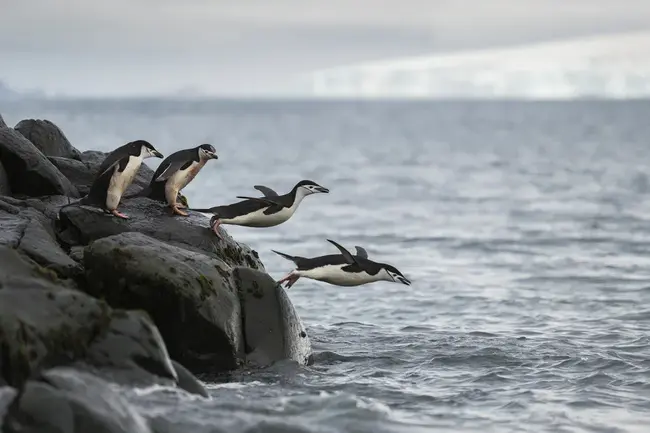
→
(153, 150, 164, 158)
(315, 186, 329, 193)
(210, 152, 219, 159)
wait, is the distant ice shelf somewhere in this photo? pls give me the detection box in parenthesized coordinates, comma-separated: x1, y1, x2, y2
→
(308, 31, 650, 99)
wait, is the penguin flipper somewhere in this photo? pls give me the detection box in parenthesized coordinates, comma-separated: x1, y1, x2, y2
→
(85, 160, 122, 208)
(354, 246, 369, 259)
(154, 159, 193, 182)
(253, 185, 279, 197)
(326, 239, 361, 266)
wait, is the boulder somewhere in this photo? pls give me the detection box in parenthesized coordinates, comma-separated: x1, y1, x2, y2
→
(0, 160, 10, 196)
(3, 367, 153, 433)
(83, 232, 245, 372)
(57, 197, 264, 270)
(0, 247, 207, 397)
(14, 118, 82, 160)
(0, 128, 79, 198)
(49, 150, 155, 197)
(233, 267, 313, 367)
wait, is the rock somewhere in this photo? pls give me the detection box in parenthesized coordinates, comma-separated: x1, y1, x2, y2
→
(0, 209, 27, 248)
(0, 113, 7, 128)
(0, 160, 10, 196)
(78, 310, 178, 387)
(14, 118, 82, 160)
(17, 209, 83, 278)
(3, 367, 153, 433)
(0, 196, 19, 214)
(0, 273, 111, 387)
(233, 267, 313, 367)
(57, 197, 264, 270)
(0, 386, 17, 420)
(0, 128, 79, 198)
(170, 360, 209, 398)
(83, 232, 245, 372)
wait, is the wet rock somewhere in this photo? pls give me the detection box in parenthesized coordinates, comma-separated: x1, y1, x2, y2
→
(57, 197, 264, 270)
(0, 160, 10, 196)
(0, 270, 111, 387)
(0, 127, 79, 198)
(83, 232, 245, 372)
(170, 360, 210, 398)
(3, 367, 153, 433)
(17, 210, 83, 278)
(233, 267, 313, 367)
(14, 118, 82, 160)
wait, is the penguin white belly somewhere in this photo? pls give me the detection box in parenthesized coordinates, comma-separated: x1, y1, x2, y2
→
(164, 161, 205, 204)
(224, 206, 294, 227)
(299, 265, 380, 287)
(106, 156, 142, 210)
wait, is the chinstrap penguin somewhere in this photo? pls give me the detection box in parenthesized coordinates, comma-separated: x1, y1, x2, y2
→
(272, 239, 411, 289)
(59, 139, 163, 219)
(125, 143, 218, 216)
(189, 180, 329, 239)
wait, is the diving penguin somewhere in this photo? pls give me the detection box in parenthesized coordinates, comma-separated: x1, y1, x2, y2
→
(188, 180, 329, 238)
(124, 143, 218, 216)
(272, 239, 412, 289)
(60, 139, 164, 219)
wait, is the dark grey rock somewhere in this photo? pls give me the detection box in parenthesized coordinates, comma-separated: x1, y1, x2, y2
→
(78, 309, 178, 387)
(233, 267, 313, 367)
(14, 118, 82, 160)
(0, 113, 7, 128)
(0, 160, 10, 196)
(0, 270, 111, 387)
(57, 196, 264, 270)
(0, 386, 17, 422)
(3, 367, 153, 433)
(18, 211, 83, 278)
(0, 197, 20, 214)
(170, 360, 209, 398)
(0, 128, 79, 198)
(83, 232, 245, 372)
(0, 209, 27, 248)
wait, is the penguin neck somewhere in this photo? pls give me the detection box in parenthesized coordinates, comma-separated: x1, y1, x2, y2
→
(288, 186, 309, 212)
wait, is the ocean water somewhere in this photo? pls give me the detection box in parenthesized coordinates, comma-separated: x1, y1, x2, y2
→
(3, 99, 650, 432)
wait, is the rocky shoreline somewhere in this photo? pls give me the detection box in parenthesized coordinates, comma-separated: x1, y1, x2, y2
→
(0, 113, 312, 432)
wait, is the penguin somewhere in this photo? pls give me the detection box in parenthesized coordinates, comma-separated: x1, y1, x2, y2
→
(124, 143, 218, 216)
(272, 239, 411, 289)
(188, 180, 329, 238)
(60, 139, 163, 219)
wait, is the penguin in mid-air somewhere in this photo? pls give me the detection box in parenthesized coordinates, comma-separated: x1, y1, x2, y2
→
(189, 180, 329, 238)
(60, 139, 164, 219)
(125, 143, 218, 216)
(272, 239, 411, 289)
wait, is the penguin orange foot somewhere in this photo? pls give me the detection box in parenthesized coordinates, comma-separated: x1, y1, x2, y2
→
(172, 205, 189, 216)
(111, 209, 129, 219)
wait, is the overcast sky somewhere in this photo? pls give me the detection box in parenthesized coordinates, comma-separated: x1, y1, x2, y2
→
(2, 0, 650, 96)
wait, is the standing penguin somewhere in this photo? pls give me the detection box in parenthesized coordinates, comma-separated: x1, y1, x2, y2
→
(62, 139, 163, 219)
(125, 143, 218, 216)
(188, 180, 329, 238)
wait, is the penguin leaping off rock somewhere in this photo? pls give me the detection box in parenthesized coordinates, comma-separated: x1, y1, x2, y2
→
(125, 143, 218, 216)
(60, 139, 163, 219)
(272, 239, 412, 289)
(188, 180, 329, 238)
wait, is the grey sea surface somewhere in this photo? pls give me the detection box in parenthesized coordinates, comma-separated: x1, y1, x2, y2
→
(3, 99, 650, 432)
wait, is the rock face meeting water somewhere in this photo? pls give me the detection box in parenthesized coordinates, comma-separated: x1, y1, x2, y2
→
(0, 115, 312, 431)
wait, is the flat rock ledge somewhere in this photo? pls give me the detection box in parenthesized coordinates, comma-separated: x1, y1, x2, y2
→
(0, 115, 313, 431)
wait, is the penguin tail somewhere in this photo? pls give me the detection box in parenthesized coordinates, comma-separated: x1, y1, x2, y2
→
(187, 207, 218, 214)
(271, 249, 300, 264)
(57, 195, 89, 216)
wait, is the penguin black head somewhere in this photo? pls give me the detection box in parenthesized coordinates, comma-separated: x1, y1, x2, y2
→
(197, 144, 219, 160)
(380, 263, 411, 286)
(294, 179, 329, 195)
(132, 140, 164, 159)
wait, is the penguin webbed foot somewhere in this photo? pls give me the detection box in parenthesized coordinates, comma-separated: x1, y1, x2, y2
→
(171, 205, 189, 217)
(277, 273, 300, 289)
(210, 217, 223, 239)
(111, 209, 129, 219)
